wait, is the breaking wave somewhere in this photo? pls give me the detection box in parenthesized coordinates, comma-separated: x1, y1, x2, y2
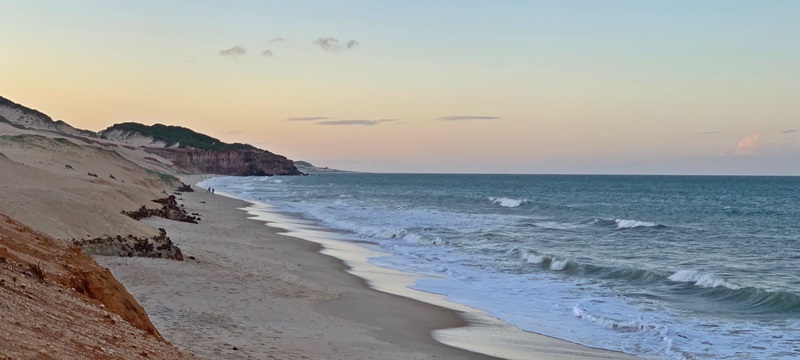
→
(588, 218, 665, 229)
(512, 249, 800, 316)
(515, 249, 578, 272)
(668, 270, 740, 289)
(615, 219, 662, 229)
(489, 197, 529, 208)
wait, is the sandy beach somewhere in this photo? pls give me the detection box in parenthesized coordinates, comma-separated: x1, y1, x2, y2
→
(96, 175, 638, 360)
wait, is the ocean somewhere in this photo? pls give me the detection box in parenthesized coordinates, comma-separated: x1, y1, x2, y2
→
(200, 173, 800, 359)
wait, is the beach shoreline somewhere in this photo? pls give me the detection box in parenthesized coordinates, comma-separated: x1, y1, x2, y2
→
(96, 174, 640, 359)
(96, 175, 498, 359)
(234, 193, 642, 360)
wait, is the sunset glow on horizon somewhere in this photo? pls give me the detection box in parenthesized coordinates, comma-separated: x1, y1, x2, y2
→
(1, 1, 798, 174)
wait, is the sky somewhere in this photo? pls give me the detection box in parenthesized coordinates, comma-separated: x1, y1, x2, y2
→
(0, 0, 798, 174)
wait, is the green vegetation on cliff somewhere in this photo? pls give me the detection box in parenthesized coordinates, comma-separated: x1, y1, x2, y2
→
(102, 123, 257, 151)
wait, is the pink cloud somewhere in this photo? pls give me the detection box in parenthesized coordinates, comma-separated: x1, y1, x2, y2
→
(735, 132, 762, 155)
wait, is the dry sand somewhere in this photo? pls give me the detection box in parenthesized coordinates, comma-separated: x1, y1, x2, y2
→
(0, 128, 171, 240)
(97, 176, 639, 360)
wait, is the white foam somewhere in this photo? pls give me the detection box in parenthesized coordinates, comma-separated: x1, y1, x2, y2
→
(668, 270, 740, 289)
(550, 259, 569, 271)
(615, 219, 659, 229)
(489, 197, 528, 208)
(570, 305, 688, 359)
(526, 254, 547, 264)
(402, 232, 425, 243)
(572, 305, 649, 332)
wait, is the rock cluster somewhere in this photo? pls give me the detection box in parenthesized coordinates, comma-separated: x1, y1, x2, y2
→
(176, 183, 194, 192)
(122, 195, 200, 223)
(72, 228, 184, 261)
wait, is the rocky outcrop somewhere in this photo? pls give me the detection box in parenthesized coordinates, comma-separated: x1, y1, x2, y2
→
(122, 195, 200, 223)
(72, 228, 184, 261)
(294, 160, 350, 173)
(100, 122, 303, 176)
(0, 96, 97, 137)
(147, 147, 302, 176)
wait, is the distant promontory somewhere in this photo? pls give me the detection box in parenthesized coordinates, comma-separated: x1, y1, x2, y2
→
(0, 95, 303, 176)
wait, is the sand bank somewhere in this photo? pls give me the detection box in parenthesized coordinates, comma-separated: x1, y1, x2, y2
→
(97, 175, 638, 359)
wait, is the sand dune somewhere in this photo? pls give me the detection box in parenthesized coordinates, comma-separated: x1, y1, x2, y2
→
(0, 133, 172, 239)
(0, 125, 192, 357)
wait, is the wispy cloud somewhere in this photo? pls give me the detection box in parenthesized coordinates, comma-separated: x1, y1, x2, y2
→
(698, 131, 723, 135)
(270, 37, 285, 43)
(219, 45, 246, 57)
(317, 119, 396, 126)
(735, 132, 762, 155)
(782, 129, 799, 133)
(438, 115, 500, 121)
(726, 132, 800, 160)
(314, 37, 359, 52)
(261, 49, 273, 57)
(287, 117, 330, 121)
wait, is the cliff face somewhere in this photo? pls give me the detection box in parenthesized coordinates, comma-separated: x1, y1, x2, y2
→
(0, 215, 161, 337)
(147, 147, 302, 176)
(0, 215, 195, 359)
(100, 122, 302, 176)
(0, 96, 97, 137)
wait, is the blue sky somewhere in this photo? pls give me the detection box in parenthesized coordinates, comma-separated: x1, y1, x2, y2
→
(1, 1, 798, 174)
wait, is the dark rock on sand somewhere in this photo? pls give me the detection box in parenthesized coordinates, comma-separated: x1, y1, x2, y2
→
(72, 228, 184, 261)
(122, 195, 199, 223)
(176, 183, 194, 192)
